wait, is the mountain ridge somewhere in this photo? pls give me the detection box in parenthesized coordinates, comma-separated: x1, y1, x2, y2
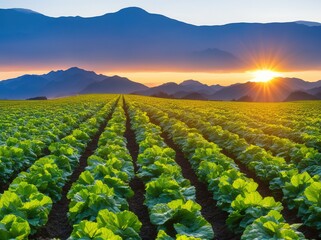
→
(1, 67, 321, 102)
(0, 67, 148, 99)
(1, 7, 321, 72)
(4, 8, 321, 26)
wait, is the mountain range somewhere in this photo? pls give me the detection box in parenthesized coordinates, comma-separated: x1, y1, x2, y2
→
(0, 67, 321, 102)
(1, 7, 321, 72)
(135, 76, 321, 101)
(0, 67, 147, 99)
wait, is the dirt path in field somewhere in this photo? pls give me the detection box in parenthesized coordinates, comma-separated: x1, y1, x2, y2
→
(123, 99, 158, 240)
(0, 104, 105, 194)
(31, 105, 114, 240)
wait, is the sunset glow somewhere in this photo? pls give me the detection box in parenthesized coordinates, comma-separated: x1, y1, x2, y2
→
(250, 70, 282, 83)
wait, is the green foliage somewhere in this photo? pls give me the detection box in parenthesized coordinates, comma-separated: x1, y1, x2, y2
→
(96, 209, 142, 239)
(242, 210, 305, 240)
(156, 230, 203, 240)
(12, 158, 65, 202)
(137, 146, 176, 167)
(145, 177, 195, 208)
(0, 214, 31, 240)
(150, 200, 214, 239)
(227, 192, 283, 233)
(282, 172, 317, 209)
(211, 170, 258, 211)
(69, 220, 122, 240)
(138, 159, 183, 183)
(0, 182, 52, 233)
(299, 182, 321, 231)
(68, 180, 127, 224)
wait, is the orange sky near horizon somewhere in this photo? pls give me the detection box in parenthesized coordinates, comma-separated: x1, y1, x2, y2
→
(1, 69, 321, 87)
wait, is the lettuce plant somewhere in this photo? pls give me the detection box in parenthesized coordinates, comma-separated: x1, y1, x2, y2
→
(242, 210, 305, 240)
(96, 209, 142, 239)
(145, 177, 195, 208)
(68, 180, 127, 224)
(156, 230, 202, 240)
(69, 220, 122, 240)
(1, 182, 52, 233)
(227, 192, 283, 233)
(150, 199, 214, 239)
(0, 214, 31, 240)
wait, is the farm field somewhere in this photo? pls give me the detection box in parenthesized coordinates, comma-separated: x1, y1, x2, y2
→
(0, 94, 321, 240)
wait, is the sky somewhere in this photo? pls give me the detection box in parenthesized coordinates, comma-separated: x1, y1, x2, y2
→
(1, 0, 321, 85)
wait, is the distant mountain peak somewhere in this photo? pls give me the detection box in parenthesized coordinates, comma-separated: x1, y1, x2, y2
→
(65, 66, 87, 72)
(10, 8, 41, 14)
(295, 21, 321, 27)
(115, 7, 148, 15)
(180, 80, 207, 86)
(284, 91, 319, 102)
(0, 67, 148, 99)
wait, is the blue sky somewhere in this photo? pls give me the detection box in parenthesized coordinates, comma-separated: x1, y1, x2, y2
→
(0, 0, 320, 25)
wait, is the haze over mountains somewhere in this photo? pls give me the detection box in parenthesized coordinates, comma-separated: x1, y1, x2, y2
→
(1, 7, 321, 72)
(1, 67, 321, 102)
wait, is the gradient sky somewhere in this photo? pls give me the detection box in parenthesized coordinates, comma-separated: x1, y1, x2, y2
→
(0, 0, 321, 25)
(1, 0, 321, 85)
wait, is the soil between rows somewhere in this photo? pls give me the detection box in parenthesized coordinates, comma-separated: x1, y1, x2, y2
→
(31, 104, 114, 240)
(124, 99, 158, 240)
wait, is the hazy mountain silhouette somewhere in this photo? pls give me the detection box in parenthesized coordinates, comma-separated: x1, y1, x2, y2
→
(0, 75, 50, 99)
(1, 7, 321, 72)
(295, 21, 321, 27)
(135, 80, 222, 97)
(307, 85, 321, 95)
(211, 77, 321, 101)
(181, 92, 207, 100)
(0, 67, 147, 99)
(135, 77, 321, 101)
(236, 95, 253, 102)
(284, 91, 319, 101)
(81, 76, 147, 94)
(1, 67, 321, 101)
(180, 80, 223, 94)
(41, 67, 107, 97)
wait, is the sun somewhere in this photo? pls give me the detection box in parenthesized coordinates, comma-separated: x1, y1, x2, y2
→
(250, 70, 282, 83)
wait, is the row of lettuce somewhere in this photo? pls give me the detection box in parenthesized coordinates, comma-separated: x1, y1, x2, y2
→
(173, 101, 321, 177)
(0, 95, 112, 185)
(126, 96, 306, 239)
(67, 101, 143, 239)
(0, 96, 117, 239)
(141, 96, 321, 236)
(179, 100, 321, 152)
(127, 101, 215, 239)
(216, 106, 321, 150)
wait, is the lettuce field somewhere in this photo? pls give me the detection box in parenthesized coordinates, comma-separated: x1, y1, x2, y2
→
(0, 94, 321, 240)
